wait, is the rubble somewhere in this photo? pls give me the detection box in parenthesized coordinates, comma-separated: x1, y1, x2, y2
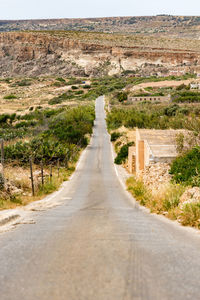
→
(4, 182, 22, 195)
(139, 162, 171, 190)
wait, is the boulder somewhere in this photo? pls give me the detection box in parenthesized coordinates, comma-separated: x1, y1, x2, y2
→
(179, 187, 200, 208)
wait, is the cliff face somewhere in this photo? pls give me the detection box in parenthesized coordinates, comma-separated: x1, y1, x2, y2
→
(0, 32, 199, 77)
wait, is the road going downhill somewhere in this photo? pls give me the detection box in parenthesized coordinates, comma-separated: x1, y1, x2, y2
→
(0, 96, 200, 299)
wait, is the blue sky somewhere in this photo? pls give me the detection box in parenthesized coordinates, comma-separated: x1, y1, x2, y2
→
(0, 0, 200, 20)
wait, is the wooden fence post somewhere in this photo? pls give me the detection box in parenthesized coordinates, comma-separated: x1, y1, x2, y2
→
(29, 157, 35, 196)
(50, 164, 52, 183)
(57, 159, 60, 178)
(0, 139, 4, 177)
(41, 161, 44, 187)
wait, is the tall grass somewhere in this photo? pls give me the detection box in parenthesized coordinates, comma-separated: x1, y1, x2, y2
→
(127, 177, 185, 215)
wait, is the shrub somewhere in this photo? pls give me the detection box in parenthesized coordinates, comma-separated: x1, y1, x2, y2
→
(114, 142, 134, 164)
(66, 78, 82, 86)
(110, 132, 121, 142)
(3, 94, 17, 100)
(75, 90, 84, 95)
(15, 120, 36, 128)
(170, 147, 200, 185)
(16, 80, 31, 87)
(173, 91, 200, 103)
(0, 173, 5, 190)
(48, 92, 75, 105)
(56, 77, 66, 83)
(117, 92, 128, 102)
(176, 84, 189, 90)
(164, 104, 179, 116)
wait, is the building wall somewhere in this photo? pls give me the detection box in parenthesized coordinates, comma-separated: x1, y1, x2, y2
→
(135, 129, 140, 174)
(144, 140, 151, 167)
(138, 141, 145, 171)
(128, 146, 136, 173)
(129, 96, 170, 103)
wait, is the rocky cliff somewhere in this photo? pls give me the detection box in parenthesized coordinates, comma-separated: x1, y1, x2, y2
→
(0, 31, 200, 77)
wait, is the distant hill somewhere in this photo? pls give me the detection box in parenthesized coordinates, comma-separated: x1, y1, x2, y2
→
(1, 16, 200, 39)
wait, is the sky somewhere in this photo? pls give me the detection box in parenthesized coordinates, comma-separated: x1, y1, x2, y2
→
(0, 0, 200, 20)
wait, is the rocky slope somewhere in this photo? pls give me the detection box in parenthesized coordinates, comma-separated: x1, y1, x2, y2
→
(0, 31, 200, 77)
(1, 16, 200, 39)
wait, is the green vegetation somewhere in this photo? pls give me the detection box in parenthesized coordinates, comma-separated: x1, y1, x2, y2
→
(181, 203, 200, 228)
(56, 77, 66, 83)
(106, 104, 193, 131)
(110, 132, 121, 142)
(117, 92, 128, 102)
(127, 177, 185, 214)
(3, 94, 17, 100)
(4, 105, 95, 165)
(15, 79, 32, 87)
(114, 142, 134, 165)
(170, 147, 200, 186)
(173, 91, 200, 103)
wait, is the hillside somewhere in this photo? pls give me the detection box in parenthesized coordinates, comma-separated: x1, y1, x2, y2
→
(1, 16, 200, 39)
(0, 31, 200, 77)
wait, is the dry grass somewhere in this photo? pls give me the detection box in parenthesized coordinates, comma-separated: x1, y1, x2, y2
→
(127, 176, 185, 216)
(127, 176, 200, 229)
(37, 30, 200, 52)
(0, 162, 76, 210)
(0, 77, 91, 114)
(5, 165, 33, 191)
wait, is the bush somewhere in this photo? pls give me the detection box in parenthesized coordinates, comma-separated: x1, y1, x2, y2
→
(110, 132, 121, 142)
(71, 86, 79, 90)
(56, 77, 66, 83)
(48, 92, 75, 105)
(4, 105, 95, 165)
(176, 84, 189, 90)
(117, 92, 128, 102)
(0, 173, 5, 190)
(16, 80, 31, 87)
(164, 104, 179, 116)
(49, 105, 95, 146)
(114, 142, 134, 164)
(170, 147, 200, 186)
(173, 91, 200, 103)
(3, 94, 17, 100)
(15, 120, 36, 129)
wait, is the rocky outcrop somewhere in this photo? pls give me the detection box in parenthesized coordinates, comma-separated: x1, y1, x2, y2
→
(0, 31, 200, 77)
(179, 187, 200, 208)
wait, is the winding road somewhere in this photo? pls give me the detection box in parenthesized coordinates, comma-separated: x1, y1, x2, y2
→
(0, 96, 200, 299)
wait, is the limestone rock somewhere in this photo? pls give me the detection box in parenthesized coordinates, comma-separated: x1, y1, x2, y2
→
(139, 162, 171, 190)
(179, 187, 200, 208)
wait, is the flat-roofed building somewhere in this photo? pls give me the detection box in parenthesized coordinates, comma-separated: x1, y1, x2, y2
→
(128, 95, 171, 103)
(128, 128, 187, 174)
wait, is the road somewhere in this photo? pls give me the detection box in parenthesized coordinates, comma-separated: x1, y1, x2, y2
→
(0, 96, 200, 300)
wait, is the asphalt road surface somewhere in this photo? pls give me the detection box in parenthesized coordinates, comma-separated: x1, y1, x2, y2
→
(0, 96, 200, 300)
